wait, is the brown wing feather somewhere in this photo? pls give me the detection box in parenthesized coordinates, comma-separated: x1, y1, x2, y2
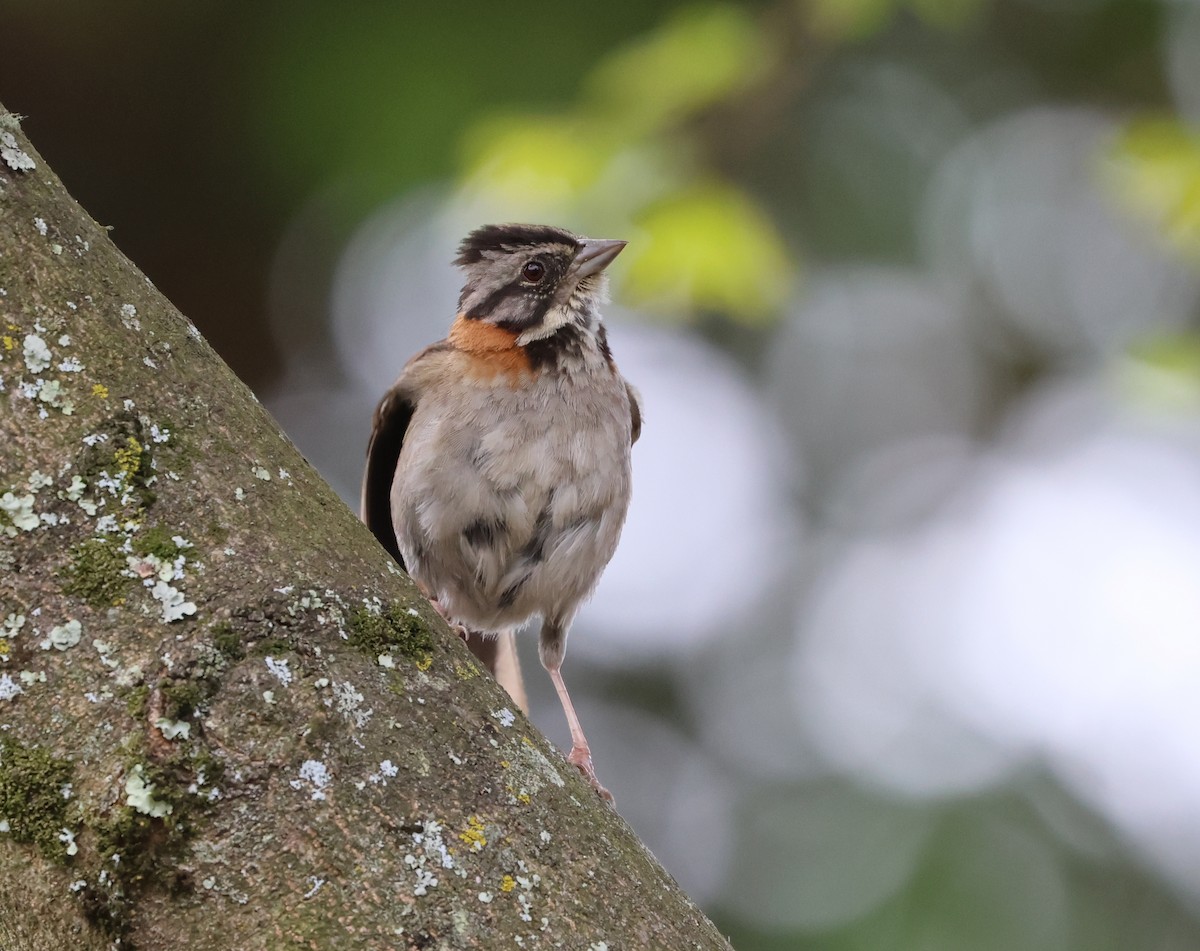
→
(625, 380, 643, 445)
(361, 385, 413, 567)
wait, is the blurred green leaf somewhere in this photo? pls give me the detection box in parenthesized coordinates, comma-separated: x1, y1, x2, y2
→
(584, 4, 772, 135)
(1106, 118, 1200, 259)
(807, 0, 979, 41)
(807, 0, 899, 41)
(461, 115, 616, 213)
(908, 0, 981, 30)
(1120, 334, 1200, 411)
(624, 182, 794, 323)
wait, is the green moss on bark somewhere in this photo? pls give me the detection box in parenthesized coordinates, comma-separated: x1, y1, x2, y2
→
(61, 536, 129, 607)
(348, 601, 434, 660)
(0, 738, 74, 862)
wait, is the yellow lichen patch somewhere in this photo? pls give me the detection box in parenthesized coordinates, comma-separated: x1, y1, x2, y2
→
(453, 661, 479, 681)
(500, 874, 516, 893)
(415, 654, 433, 672)
(113, 436, 145, 478)
(458, 815, 487, 852)
(91, 383, 109, 399)
(0, 638, 9, 656)
(517, 792, 531, 805)
(500, 760, 510, 769)
(1, 336, 14, 351)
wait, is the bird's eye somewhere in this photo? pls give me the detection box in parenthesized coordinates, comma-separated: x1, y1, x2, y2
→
(521, 261, 546, 284)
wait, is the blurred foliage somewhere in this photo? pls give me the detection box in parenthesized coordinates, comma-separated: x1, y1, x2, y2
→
(460, 3, 796, 325)
(1120, 333, 1200, 411)
(246, 0, 686, 213)
(808, 0, 980, 41)
(625, 181, 793, 319)
(1107, 118, 1200, 260)
(584, 4, 771, 133)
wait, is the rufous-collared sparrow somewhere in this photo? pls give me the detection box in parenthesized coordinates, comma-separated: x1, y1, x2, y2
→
(361, 223, 641, 801)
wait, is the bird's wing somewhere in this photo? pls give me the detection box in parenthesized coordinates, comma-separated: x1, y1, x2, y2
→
(361, 381, 414, 568)
(361, 341, 450, 565)
(625, 379, 643, 445)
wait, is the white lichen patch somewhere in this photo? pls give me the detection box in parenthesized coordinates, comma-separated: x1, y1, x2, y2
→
(150, 580, 196, 623)
(119, 303, 140, 331)
(33, 217, 47, 236)
(328, 680, 372, 729)
(265, 656, 293, 686)
(0, 675, 22, 701)
(92, 639, 120, 669)
(2, 613, 24, 636)
(42, 620, 82, 651)
(155, 718, 191, 741)
(404, 819, 457, 896)
(0, 491, 38, 534)
(0, 130, 35, 171)
(492, 707, 516, 728)
(58, 828, 79, 856)
(366, 759, 399, 785)
(35, 378, 74, 415)
(252, 466, 271, 481)
(125, 764, 173, 817)
(503, 736, 567, 804)
(128, 551, 185, 584)
(21, 334, 51, 373)
(290, 759, 332, 801)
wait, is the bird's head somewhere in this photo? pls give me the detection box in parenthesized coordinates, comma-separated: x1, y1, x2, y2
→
(454, 224, 626, 344)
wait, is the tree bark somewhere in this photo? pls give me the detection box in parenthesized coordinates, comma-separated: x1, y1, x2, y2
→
(0, 102, 731, 951)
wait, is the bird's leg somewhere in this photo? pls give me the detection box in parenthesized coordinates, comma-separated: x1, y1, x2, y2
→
(547, 664, 613, 803)
(541, 618, 613, 803)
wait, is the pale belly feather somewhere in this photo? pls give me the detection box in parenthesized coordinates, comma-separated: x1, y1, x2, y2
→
(392, 374, 632, 631)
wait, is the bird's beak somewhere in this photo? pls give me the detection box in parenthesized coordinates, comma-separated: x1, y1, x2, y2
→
(574, 238, 627, 279)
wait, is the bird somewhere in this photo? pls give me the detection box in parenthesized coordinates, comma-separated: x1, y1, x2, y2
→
(361, 223, 641, 801)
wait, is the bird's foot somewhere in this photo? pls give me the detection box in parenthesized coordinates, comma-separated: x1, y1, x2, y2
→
(567, 745, 614, 805)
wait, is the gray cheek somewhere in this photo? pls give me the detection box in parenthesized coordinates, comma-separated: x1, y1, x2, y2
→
(490, 295, 535, 327)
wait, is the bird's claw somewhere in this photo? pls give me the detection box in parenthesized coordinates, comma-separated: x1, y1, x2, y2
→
(429, 598, 469, 640)
(567, 745, 614, 804)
